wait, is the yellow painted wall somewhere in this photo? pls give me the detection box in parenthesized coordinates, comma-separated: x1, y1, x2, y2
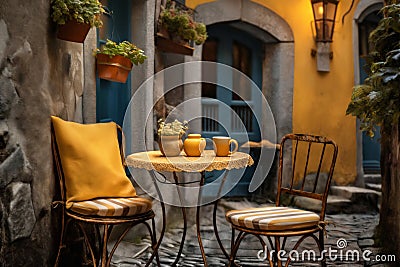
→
(187, 0, 359, 185)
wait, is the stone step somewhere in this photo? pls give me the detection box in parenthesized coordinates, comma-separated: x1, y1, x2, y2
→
(330, 186, 380, 212)
(293, 195, 351, 214)
(364, 174, 381, 184)
(365, 182, 382, 192)
(330, 185, 380, 199)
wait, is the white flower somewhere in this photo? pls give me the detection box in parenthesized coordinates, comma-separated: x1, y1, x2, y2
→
(368, 91, 377, 100)
(157, 119, 188, 136)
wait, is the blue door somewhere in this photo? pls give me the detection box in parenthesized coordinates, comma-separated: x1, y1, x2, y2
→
(96, 0, 132, 125)
(360, 57, 381, 173)
(201, 23, 263, 196)
(358, 9, 382, 173)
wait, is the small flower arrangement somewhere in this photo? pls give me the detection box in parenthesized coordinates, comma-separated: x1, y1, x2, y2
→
(159, 0, 207, 45)
(96, 39, 147, 65)
(157, 119, 188, 136)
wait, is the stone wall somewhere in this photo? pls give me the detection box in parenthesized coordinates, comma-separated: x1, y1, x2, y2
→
(0, 0, 95, 265)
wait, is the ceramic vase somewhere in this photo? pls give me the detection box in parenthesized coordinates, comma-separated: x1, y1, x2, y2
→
(159, 135, 183, 157)
(183, 134, 206, 157)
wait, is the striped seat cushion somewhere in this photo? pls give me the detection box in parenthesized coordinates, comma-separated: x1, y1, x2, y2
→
(226, 206, 320, 231)
(68, 197, 152, 217)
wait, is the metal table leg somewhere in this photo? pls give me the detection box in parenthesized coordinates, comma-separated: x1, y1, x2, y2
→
(197, 171, 208, 266)
(172, 171, 187, 266)
(213, 171, 230, 260)
(170, 170, 230, 266)
(146, 171, 166, 267)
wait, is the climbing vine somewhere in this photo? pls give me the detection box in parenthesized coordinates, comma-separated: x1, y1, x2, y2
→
(346, 4, 400, 136)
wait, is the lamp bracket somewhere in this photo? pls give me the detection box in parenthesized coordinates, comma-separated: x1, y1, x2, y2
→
(311, 42, 332, 72)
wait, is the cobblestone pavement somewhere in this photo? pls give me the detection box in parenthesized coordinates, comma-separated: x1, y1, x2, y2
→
(111, 199, 388, 267)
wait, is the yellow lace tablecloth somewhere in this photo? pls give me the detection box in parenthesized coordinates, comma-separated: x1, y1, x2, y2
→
(126, 150, 254, 173)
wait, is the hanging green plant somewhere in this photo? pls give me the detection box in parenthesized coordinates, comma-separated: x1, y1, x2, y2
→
(95, 39, 147, 83)
(51, 0, 105, 42)
(159, 0, 207, 45)
(96, 39, 147, 65)
(346, 4, 400, 137)
(51, 0, 105, 27)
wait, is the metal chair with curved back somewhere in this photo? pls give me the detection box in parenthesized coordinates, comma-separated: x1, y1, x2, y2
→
(51, 116, 162, 267)
(226, 133, 338, 267)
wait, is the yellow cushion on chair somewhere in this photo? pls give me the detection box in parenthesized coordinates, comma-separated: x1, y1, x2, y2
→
(226, 206, 320, 231)
(69, 197, 152, 217)
(51, 116, 136, 208)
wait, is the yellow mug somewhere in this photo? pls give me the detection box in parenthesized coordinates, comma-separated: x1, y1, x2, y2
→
(212, 136, 239, 156)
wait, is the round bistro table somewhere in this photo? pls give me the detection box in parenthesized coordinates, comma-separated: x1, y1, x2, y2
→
(126, 150, 254, 266)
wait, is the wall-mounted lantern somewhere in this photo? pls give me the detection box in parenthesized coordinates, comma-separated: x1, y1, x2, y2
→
(311, 0, 339, 72)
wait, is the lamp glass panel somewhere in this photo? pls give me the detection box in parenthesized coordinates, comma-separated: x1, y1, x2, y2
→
(326, 2, 337, 21)
(313, 2, 324, 20)
(326, 21, 334, 40)
(315, 21, 324, 41)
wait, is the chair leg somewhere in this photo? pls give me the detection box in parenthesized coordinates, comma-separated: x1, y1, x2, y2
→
(101, 224, 109, 267)
(106, 222, 138, 267)
(145, 218, 161, 267)
(319, 229, 326, 267)
(230, 228, 235, 254)
(228, 228, 236, 266)
(228, 231, 246, 267)
(76, 222, 97, 266)
(275, 237, 282, 267)
(94, 224, 102, 263)
(151, 218, 161, 267)
(54, 213, 70, 267)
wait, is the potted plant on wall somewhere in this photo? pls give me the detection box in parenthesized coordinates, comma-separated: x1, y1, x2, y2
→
(157, 0, 207, 55)
(157, 119, 188, 156)
(95, 39, 147, 83)
(51, 0, 105, 43)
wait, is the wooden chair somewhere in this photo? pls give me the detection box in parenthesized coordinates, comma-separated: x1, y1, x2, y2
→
(51, 116, 161, 267)
(226, 133, 338, 267)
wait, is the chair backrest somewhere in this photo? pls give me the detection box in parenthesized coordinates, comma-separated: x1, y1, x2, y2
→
(276, 134, 338, 219)
(51, 125, 68, 203)
(50, 117, 135, 206)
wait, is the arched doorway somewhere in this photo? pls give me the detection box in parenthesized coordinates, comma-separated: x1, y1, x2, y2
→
(196, 0, 294, 196)
(201, 22, 264, 195)
(201, 23, 263, 142)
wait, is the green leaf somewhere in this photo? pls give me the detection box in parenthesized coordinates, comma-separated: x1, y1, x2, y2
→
(347, 4, 400, 135)
(51, 0, 104, 27)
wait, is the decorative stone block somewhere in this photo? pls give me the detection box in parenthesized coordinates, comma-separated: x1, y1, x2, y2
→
(0, 77, 17, 120)
(0, 19, 9, 65)
(0, 120, 8, 149)
(6, 182, 35, 242)
(0, 146, 32, 188)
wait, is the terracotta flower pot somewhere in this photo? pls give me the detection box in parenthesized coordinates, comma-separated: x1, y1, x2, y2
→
(57, 19, 91, 43)
(96, 54, 133, 83)
(156, 26, 194, 56)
